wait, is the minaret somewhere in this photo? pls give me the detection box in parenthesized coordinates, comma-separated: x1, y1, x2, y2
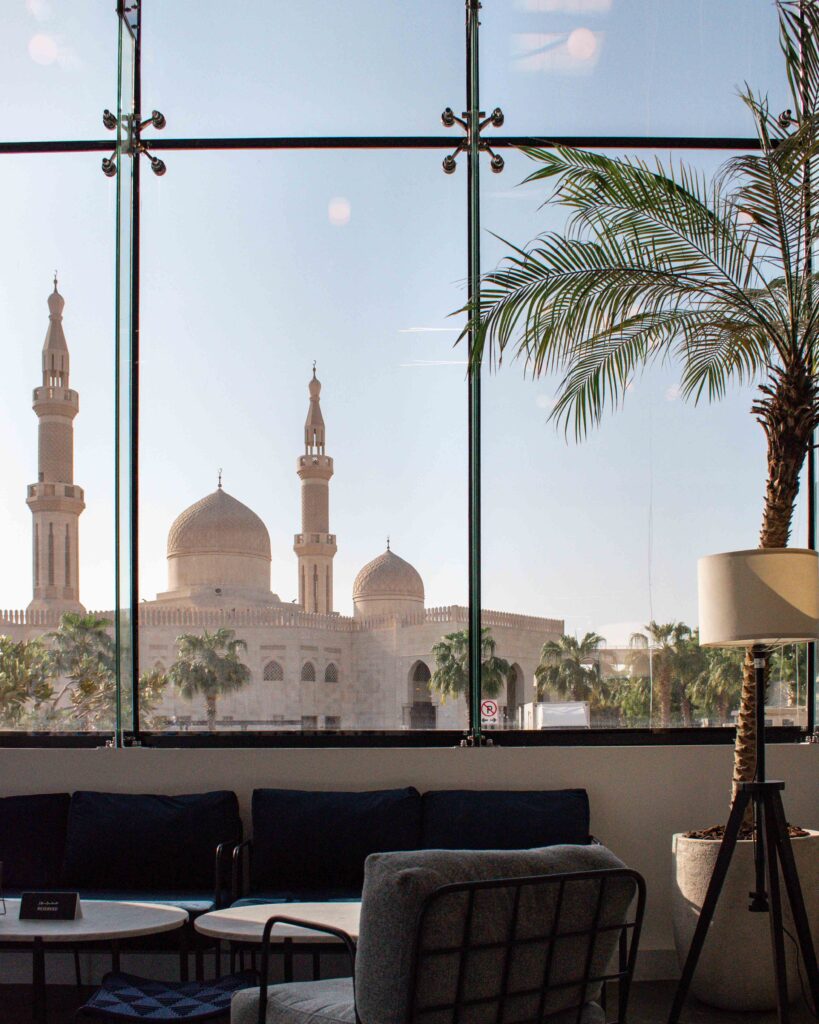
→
(27, 276, 85, 613)
(293, 365, 336, 614)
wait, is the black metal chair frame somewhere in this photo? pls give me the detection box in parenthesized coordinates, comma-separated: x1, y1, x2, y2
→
(252, 867, 645, 1024)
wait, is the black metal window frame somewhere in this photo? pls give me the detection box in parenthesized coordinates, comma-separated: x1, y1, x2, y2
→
(0, 0, 814, 748)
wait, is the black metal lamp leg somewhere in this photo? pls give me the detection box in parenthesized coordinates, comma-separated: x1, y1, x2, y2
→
(763, 797, 792, 1024)
(767, 790, 819, 1011)
(667, 788, 751, 1024)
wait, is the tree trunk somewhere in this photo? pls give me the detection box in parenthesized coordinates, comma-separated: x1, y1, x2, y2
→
(206, 694, 217, 731)
(655, 666, 672, 727)
(733, 364, 818, 799)
(681, 695, 693, 728)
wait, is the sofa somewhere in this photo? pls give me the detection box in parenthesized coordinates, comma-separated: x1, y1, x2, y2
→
(0, 789, 242, 914)
(232, 786, 591, 906)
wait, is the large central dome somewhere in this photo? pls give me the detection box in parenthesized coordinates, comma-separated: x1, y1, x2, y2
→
(168, 488, 271, 559)
(161, 487, 278, 606)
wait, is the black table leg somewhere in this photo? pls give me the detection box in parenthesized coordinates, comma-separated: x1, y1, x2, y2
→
(31, 937, 46, 1024)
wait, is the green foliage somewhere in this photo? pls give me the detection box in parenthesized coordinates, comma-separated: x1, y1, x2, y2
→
(47, 613, 117, 729)
(0, 635, 53, 727)
(534, 632, 606, 703)
(429, 628, 511, 705)
(168, 629, 250, 729)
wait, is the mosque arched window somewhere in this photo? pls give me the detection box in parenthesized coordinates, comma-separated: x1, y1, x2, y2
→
(300, 661, 316, 682)
(263, 660, 284, 682)
(324, 662, 338, 683)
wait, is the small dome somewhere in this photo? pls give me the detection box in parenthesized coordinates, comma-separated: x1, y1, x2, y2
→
(168, 488, 271, 559)
(353, 548, 424, 603)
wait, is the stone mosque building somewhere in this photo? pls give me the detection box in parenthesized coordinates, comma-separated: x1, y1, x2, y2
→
(1, 283, 564, 730)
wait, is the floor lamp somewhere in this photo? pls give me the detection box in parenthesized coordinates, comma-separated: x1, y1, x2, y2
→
(669, 548, 819, 1024)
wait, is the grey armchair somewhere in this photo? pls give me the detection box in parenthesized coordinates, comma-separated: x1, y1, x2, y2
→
(231, 845, 645, 1024)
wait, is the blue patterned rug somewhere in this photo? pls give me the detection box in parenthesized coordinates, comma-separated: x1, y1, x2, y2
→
(78, 970, 258, 1020)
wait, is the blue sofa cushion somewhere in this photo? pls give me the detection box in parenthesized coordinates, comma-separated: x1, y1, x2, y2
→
(251, 787, 422, 891)
(77, 891, 216, 914)
(62, 790, 242, 891)
(0, 793, 70, 889)
(231, 887, 361, 908)
(421, 789, 590, 849)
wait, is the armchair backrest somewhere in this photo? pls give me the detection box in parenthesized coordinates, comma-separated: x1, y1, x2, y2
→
(355, 846, 644, 1024)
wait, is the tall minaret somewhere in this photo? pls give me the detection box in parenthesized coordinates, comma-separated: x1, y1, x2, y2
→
(27, 276, 85, 613)
(293, 365, 336, 614)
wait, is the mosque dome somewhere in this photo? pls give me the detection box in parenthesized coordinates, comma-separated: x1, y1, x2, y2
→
(168, 487, 271, 560)
(353, 547, 424, 619)
(162, 486, 278, 606)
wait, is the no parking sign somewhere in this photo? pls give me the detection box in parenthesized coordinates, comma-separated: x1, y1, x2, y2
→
(480, 698, 499, 724)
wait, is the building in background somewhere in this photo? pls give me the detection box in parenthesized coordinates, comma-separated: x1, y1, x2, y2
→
(0, 284, 563, 730)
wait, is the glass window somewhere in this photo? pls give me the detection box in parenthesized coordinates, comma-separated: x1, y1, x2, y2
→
(479, 148, 808, 731)
(0, 156, 116, 732)
(480, 0, 785, 138)
(143, 1, 464, 138)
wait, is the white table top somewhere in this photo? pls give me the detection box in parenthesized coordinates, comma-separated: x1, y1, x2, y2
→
(194, 901, 361, 944)
(0, 900, 188, 943)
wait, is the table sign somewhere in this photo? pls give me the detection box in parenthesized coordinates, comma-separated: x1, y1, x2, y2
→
(19, 892, 82, 921)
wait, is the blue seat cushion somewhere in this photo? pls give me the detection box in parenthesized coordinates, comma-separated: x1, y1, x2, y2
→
(251, 787, 421, 891)
(62, 790, 242, 891)
(231, 888, 360, 908)
(78, 892, 217, 914)
(0, 793, 70, 889)
(78, 969, 257, 1020)
(421, 789, 591, 849)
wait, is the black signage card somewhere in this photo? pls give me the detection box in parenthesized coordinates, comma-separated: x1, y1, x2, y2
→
(19, 892, 82, 921)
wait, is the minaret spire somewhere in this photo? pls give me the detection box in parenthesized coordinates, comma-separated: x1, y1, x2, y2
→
(294, 367, 336, 614)
(27, 278, 86, 613)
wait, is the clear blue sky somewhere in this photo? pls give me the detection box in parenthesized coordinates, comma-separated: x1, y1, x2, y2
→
(2, 1, 807, 646)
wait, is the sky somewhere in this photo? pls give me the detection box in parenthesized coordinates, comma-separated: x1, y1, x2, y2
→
(1, 0, 808, 646)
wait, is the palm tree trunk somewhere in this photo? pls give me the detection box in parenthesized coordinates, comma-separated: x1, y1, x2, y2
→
(681, 695, 693, 728)
(206, 695, 217, 731)
(733, 365, 818, 800)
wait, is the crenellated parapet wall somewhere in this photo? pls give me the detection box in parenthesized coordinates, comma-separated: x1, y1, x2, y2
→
(1, 603, 563, 637)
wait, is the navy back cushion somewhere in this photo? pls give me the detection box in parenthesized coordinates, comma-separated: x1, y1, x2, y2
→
(421, 789, 590, 849)
(251, 787, 422, 891)
(62, 790, 242, 891)
(0, 793, 70, 888)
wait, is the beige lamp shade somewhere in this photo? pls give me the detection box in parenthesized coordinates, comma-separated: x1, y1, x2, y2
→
(698, 548, 819, 647)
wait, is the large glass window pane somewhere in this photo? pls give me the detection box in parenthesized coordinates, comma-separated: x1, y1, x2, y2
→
(2, 4, 117, 142)
(143, 1, 464, 138)
(479, 147, 808, 731)
(0, 156, 116, 732)
(481, 1, 786, 139)
(136, 150, 468, 732)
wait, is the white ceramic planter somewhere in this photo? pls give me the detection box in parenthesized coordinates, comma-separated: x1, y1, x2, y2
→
(671, 829, 819, 1010)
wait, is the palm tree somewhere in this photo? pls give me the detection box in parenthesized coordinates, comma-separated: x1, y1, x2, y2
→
(535, 632, 605, 703)
(168, 629, 250, 730)
(693, 647, 744, 725)
(47, 613, 116, 729)
(0, 636, 53, 727)
(629, 622, 691, 727)
(430, 628, 511, 708)
(466, 1, 819, 792)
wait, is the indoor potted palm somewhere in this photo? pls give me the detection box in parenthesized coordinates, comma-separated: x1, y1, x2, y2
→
(466, 0, 819, 1009)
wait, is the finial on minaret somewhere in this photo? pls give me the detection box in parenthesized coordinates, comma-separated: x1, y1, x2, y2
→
(312, 360, 317, 378)
(386, 535, 390, 552)
(218, 468, 223, 489)
(53, 270, 58, 293)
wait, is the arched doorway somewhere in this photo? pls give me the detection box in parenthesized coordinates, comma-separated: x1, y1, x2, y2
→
(407, 661, 436, 729)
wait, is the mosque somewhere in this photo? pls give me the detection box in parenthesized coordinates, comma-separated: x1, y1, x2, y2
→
(1, 283, 564, 730)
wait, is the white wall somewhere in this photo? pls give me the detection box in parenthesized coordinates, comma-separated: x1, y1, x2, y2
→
(1, 742, 816, 976)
